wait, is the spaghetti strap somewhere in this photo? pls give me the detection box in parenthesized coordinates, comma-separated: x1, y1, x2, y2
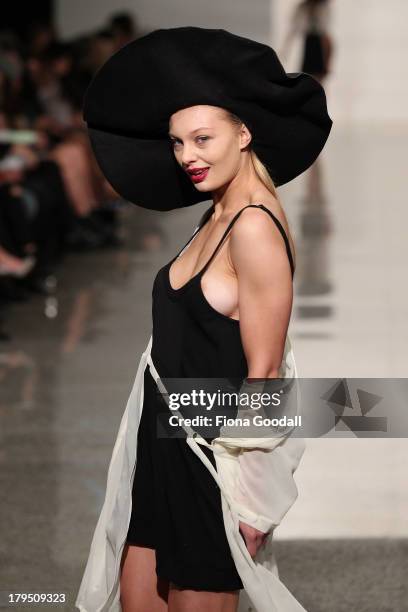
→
(255, 204, 295, 276)
(199, 203, 295, 278)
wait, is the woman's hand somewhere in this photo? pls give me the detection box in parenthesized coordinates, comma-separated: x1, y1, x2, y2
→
(238, 520, 270, 558)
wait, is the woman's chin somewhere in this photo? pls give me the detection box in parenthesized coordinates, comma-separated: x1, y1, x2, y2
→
(193, 182, 212, 192)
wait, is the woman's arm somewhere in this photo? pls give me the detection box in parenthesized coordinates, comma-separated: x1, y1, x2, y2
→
(230, 206, 293, 379)
(228, 206, 296, 556)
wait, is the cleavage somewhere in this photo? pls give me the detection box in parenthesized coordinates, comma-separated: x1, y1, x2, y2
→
(173, 237, 240, 320)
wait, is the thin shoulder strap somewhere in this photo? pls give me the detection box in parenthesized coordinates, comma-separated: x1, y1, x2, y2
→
(255, 204, 295, 276)
(200, 203, 295, 277)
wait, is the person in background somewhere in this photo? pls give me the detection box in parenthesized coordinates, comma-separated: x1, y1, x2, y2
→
(26, 21, 57, 56)
(280, 0, 333, 204)
(108, 12, 140, 50)
(280, 0, 333, 84)
(86, 29, 116, 73)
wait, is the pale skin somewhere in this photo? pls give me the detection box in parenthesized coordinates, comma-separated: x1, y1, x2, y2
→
(120, 105, 296, 611)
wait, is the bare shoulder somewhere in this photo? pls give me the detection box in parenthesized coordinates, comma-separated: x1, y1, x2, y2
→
(230, 195, 296, 268)
(249, 193, 291, 236)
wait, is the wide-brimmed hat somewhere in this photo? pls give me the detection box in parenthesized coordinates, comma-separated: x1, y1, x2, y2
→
(83, 27, 332, 211)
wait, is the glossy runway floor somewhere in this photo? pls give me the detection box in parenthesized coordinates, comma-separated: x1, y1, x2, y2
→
(0, 123, 407, 611)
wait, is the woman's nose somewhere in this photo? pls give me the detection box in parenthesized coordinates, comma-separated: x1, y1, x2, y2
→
(180, 145, 198, 166)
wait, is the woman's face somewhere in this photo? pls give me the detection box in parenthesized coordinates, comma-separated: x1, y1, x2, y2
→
(168, 105, 251, 193)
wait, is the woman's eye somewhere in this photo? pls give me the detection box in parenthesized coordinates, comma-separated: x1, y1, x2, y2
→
(170, 136, 209, 147)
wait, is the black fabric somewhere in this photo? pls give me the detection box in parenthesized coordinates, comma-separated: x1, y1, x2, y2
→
(126, 203, 295, 590)
(83, 26, 332, 211)
(0, 186, 31, 257)
(127, 367, 244, 591)
(301, 32, 327, 76)
(23, 160, 76, 267)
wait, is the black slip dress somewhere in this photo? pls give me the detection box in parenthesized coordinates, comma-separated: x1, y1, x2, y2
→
(126, 202, 295, 591)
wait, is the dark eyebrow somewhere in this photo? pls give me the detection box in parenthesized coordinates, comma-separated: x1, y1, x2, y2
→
(168, 127, 213, 138)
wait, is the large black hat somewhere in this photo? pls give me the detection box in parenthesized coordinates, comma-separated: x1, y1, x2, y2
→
(83, 27, 332, 211)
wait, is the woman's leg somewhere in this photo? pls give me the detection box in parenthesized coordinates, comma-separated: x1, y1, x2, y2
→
(48, 141, 98, 217)
(168, 583, 239, 612)
(120, 543, 169, 612)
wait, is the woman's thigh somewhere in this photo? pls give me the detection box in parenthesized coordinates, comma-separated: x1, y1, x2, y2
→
(168, 582, 240, 612)
(120, 543, 169, 612)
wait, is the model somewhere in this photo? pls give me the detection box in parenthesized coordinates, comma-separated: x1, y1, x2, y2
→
(281, 0, 333, 84)
(75, 27, 332, 612)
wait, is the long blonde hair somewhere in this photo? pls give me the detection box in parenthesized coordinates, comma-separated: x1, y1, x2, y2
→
(222, 109, 278, 198)
(222, 108, 295, 269)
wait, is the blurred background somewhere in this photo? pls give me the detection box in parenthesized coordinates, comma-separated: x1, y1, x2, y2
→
(0, 2, 406, 611)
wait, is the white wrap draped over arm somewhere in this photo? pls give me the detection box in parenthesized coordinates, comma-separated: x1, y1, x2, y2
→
(75, 332, 307, 612)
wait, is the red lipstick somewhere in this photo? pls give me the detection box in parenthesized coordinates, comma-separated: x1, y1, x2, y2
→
(186, 167, 210, 183)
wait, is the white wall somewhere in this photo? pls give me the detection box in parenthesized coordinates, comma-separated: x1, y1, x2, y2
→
(272, 0, 407, 123)
(56, 0, 272, 45)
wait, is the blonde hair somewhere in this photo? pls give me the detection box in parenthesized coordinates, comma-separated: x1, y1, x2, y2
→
(222, 109, 278, 198)
(219, 108, 295, 271)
